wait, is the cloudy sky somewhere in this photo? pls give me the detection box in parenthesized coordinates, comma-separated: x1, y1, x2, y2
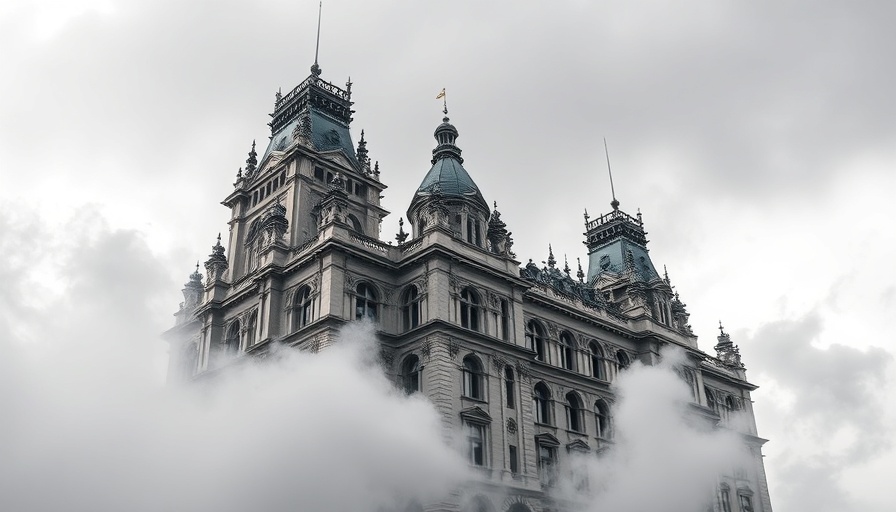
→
(2, 1, 895, 511)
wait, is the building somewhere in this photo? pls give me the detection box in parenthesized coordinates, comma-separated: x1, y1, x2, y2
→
(164, 59, 773, 512)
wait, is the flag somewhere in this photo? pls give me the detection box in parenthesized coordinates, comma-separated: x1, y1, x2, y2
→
(436, 88, 446, 100)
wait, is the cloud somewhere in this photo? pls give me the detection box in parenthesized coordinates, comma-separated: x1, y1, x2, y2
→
(0, 207, 467, 512)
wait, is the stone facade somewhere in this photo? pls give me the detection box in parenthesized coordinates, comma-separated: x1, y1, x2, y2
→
(164, 66, 772, 512)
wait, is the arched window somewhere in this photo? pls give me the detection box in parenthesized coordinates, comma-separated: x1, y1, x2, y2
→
(460, 287, 481, 331)
(401, 285, 421, 331)
(401, 354, 421, 395)
(560, 332, 577, 372)
(292, 285, 315, 330)
(347, 214, 364, 234)
(504, 367, 515, 409)
(594, 399, 611, 439)
(589, 341, 605, 380)
(566, 392, 584, 433)
(705, 387, 719, 413)
(246, 311, 258, 346)
(616, 350, 630, 371)
(526, 320, 546, 362)
(355, 283, 378, 321)
(533, 382, 552, 425)
(463, 355, 485, 400)
(224, 320, 241, 355)
(719, 484, 732, 512)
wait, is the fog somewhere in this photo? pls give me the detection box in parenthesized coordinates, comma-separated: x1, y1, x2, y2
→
(1, 207, 748, 512)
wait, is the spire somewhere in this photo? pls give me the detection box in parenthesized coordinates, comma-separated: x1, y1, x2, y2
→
(395, 217, 409, 245)
(663, 264, 670, 284)
(714, 321, 744, 368)
(356, 129, 370, 173)
(563, 254, 571, 276)
(576, 257, 585, 282)
(310, 1, 323, 76)
(373, 160, 380, 180)
(604, 137, 619, 211)
(245, 140, 257, 174)
(547, 244, 556, 268)
(204, 233, 229, 283)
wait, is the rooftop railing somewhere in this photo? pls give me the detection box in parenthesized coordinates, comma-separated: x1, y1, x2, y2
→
(585, 209, 642, 232)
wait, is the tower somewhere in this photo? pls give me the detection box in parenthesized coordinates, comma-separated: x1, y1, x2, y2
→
(165, 61, 772, 512)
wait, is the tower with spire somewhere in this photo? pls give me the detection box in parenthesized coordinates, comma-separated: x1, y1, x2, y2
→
(164, 41, 773, 512)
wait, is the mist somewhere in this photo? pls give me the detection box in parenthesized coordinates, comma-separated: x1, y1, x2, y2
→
(558, 347, 747, 512)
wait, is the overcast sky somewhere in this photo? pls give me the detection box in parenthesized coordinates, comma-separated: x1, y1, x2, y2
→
(2, 1, 895, 511)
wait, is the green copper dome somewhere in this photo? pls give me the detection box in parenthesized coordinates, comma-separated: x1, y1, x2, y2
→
(412, 115, 488, 209)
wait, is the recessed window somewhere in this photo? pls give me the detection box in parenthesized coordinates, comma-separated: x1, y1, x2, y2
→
(537, 443, 557, 487)
(566, 392, 584, 433)
(401, 285, 421, 331)
(463, 355, 485, 400)
(465, 422, 486, 466)
(560, 332, 577, 372)
(594, 399, 611, 439)
(616, 350, 630, 371)
(460, 287, 481, 331)
(401, 354, 421, 395)
(292, 285, 315, 330)
(246, 310, 258, 346)
(355, 283, 378, 321)
(738, 493, 753, 512)
(314, 167, 324, 180)
(499, 299, 510, 341)
(509, 445, 519, 474)
(720, 486, 732, 512)
(504, 367, 515, 409)
(526, 320, 546, 362)
(533, 382, 552, 425)
(589, 341, 605, 380)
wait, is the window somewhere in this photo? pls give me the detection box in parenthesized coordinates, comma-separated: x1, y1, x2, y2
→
(566, 392, 584, 433)
(348, 214, 364, 234)
(738, 493, 753, 512)
(224, 320, 241, 355)
(463, 355, 485, 400)
(246, 311, 258, 346)
(460, 287, 481, 331)
(355, 283, 378, 321)
(499, 299, 510, 341)
(401, 285, 421, 331)
(537, 444, 557, 487)
(465, 422, 486, 466)
(705, 387, 719, 414)
(466, 217, 482, 246)
(509, 445, 519, 474)
(719, 486, 732, 512)
(526, 320, 546, 362)
(504, 367, 515, 409)
(616, 350, 630, 371)
(589, 341, 605, 380)
(533, 382, 552, 425)
(401, 355, 421, 394)
(594, 399, 611, 439)
(292, 285, 315, 330)
(560, 332, 577, 371)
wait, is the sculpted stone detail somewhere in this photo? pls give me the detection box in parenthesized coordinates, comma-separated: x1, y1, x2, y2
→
(421, 339, 432, 361)
(506, 418, 518, 434)
(491, 353, 506, 371)
(447, 337, 460, 359)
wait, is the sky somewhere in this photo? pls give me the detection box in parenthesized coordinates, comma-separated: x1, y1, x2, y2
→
(1, 1, 895, 511)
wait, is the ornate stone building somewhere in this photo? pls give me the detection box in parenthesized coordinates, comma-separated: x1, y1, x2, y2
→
(165, 62, 772, 512)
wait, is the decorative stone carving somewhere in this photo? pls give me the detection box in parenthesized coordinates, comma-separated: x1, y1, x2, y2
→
(506, 418, 518, 434)
(204, 233, 228, 284)
(447, 337, 460, 359)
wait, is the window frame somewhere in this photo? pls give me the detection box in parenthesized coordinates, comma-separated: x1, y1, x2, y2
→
(355, 283, 378, 321)
(401, 354, 421, 395)
(462, 355, 486, 401)
(533, 382, 553, 425)
(401, 285, 421, 331)
(459, 287, 481, 332)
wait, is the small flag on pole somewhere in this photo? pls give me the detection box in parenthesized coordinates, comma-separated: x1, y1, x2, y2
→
(436, 88, 446, 99)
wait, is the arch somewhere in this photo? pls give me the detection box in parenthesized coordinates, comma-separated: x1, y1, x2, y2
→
(525, 319, 547, 362)
(504, 366, 515, 409)
(224, 320, 241, 354)
(566, 391, 584, 433)
(462, 354, 485, 400)
(559, 331, 577, 372)
(589, 341, 605, 380)
(533, 382, 552, 425)
(347, 213, 364, 234)
(355, 282, 378, 320)
(400, 354, 421, 395)
(292, 285, 315, 330)
(616, 349, 630, 371)
(463, 495, 492, 512)
(594, 399, 611, 439)
(401, 285, 421, 331)
(460, 287, 481, 331)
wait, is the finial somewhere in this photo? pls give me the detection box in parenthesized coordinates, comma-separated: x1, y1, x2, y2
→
(275, 87, 282, 103)
(583, 208, 590, 224)
(663, 264, 670, 283)
(576, 257, 585, 282)
(396, 217, 409, 245)
(195, 261, 200, 272)
(310, 1, 323, 76)
(718, 320, 726, 336)
(604, 137, 619, 211)
(563, 254, 571, 275)
(373, 160, 380, 178)
(236, 167, 243, 179)
(436, 88, 448, 120)
(547, 244, 556, 268)
(360, 129, 365, 142)
(245, 141, 258, 174)
(346, 76, 352, 95)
